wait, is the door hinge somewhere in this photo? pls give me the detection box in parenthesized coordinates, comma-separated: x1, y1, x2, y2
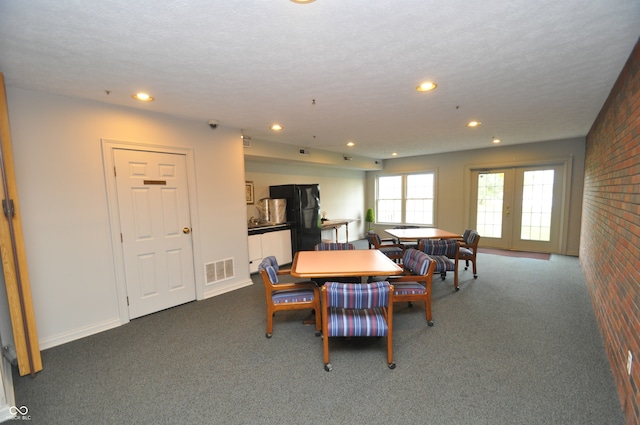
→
(114, 166, 117, 177)
(126, 296, 129, 306)
(120, 233, 123, 243)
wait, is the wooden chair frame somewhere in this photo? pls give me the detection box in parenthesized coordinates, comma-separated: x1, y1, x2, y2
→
(389, 252, 436, 325)
(321, 282, 395, 371)
(259, 258, 321, 338)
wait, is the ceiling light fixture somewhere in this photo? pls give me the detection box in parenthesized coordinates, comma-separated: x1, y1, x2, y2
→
(270, 124, 283, 131)
(346, 141, 355, 147)
(290, 0, 316, 3)
(391, 152, 398, 156)
(467, 121, 481, 127)
(492, 138, 502, 144)
(416, 81, 437, 92)
(132, 92, 154, 102)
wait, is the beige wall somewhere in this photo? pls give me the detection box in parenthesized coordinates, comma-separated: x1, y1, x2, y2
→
(6, 87, 251, 349)
(366, 137, 585, 255)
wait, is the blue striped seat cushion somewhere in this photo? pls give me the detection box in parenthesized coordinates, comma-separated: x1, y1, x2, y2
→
(393, 282, 426, 295)
(430, 255, 456, 272)
(380, 246, 403, 256)
(459, 247, 473, 256)
(272, 289, 316, 304)
(326, 307, 388, 337)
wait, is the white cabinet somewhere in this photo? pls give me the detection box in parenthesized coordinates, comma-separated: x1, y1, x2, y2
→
(248, 229, 292, 273)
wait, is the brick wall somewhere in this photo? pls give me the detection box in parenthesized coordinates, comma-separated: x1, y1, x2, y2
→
(582, 39, 640, 424)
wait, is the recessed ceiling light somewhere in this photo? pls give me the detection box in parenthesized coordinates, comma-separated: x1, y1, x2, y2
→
(290, 0, 315, 3)
(467, 121, 481, 127)
(416, 82, 437, 92)
(132, 92, 154, 102)
(391, 152, 398, 156)
(492, 138, 502, 144)
(346, 141, 355, 147)
(270, 124, 283, 131)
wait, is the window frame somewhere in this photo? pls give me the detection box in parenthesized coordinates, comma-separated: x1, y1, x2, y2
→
(375, 170, 437, 226)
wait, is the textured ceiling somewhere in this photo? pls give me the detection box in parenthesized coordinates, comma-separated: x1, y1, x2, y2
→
(1, 0, 639, 159)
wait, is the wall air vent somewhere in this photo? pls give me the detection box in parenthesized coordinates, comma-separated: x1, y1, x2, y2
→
(299, 148, 310, 155)
(242, 137, 251, 148)
(205, 258, 235, 284)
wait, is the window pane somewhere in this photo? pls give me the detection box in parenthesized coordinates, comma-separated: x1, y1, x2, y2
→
(377, 199, 401, 223)
(375, 172, 434, 225)
(477, 172, 504, 238)
(406, 199, 433, 225)
(378, 176, 402, 198)
(406, 174, 434, 198)
(520, 169, 554, 241)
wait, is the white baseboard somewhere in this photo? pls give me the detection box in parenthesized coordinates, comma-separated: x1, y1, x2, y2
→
(203, 278, 253, 299)
(38, 317, 122, 350)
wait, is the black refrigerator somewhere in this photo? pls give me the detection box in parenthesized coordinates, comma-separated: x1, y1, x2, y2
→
(269, 184, 321, 253)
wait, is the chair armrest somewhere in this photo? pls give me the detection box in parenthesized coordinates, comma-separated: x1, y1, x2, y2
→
(388, 274, 428, 284)
(273, 281, 317, 290)
(277, 269, 291, 275)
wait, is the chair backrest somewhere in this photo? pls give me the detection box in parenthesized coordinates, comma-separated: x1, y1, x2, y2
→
(462, 229, 472, 241)
(419, 239, 458, 257)
(366, 232, 381, 247)
(402, 249, 431, 276)
(466, 230, 480, 246)
(258, 256, 279, 284)
(314, 242, 356, 251)
(324, 281, 391, 309)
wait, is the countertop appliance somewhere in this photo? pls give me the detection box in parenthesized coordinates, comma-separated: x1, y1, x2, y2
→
(269, 184, 321, 253)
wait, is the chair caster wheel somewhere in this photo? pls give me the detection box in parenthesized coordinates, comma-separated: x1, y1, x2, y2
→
(407, 302, 413, 308)
(455, 287, 460, 291)
(324, 363, 333, 372)
(315, 331, 321, 337)
(388, 362, 396, 369)
(266, 333, 272, 338)
(428, 321, 434, 327)
(474, 275, 478, 279)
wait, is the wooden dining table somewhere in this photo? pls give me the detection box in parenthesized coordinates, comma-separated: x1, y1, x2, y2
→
(290, 249, 403, 280)
(385, 227, 461, 242)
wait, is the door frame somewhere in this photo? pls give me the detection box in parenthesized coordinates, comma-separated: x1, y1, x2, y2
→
(101, 139, 204, 324)
(463, 155, 574, 254)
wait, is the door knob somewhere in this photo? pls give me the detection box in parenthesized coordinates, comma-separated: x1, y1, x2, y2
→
(183, 227, 191, 234)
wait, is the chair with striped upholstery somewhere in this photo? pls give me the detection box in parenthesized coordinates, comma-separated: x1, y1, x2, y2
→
(366, 231, 405, 262)
(418, 239, 460, 291)
(258, 256, 321, 338)
(389, 249, 436, 325)
(458, 229, 480, 278)
(314, 242, 356, 250)
(321, 281, 395, 371)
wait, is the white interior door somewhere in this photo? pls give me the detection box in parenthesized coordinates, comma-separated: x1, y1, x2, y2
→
(470, 164, 564, 253)
(114, 149, 196, 319)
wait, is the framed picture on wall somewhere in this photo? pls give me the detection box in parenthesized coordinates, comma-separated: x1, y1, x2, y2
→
(246, 181, 254, 204)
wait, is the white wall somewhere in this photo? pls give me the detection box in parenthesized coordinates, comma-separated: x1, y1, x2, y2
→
(366, 137, 585, 255)
(6, 87, 250, 349)
(245, 158, 367, 242)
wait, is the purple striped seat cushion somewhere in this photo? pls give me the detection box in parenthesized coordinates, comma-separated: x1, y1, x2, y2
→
(326, 307, 388, 337)
(393, 282, 426, 295)
(271, 289, 316, 304)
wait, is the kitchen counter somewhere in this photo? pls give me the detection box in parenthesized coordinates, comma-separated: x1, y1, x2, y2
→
(247, 222, 291, 235)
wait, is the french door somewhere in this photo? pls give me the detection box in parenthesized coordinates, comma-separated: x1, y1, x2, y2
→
(470, 164, 564, 253)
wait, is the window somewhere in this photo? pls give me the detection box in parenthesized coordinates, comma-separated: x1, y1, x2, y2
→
(376, 172, 435, 225)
